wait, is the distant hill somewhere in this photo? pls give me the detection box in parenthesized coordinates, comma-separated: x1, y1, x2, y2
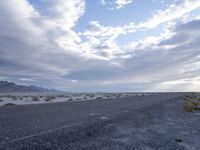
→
(0, 81, 60, 93)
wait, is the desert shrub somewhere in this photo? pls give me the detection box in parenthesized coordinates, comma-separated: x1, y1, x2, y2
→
(90, 95, 94, 98)
(184, 93, 199, 112)
(96, 97, 103, 100)
(0, 99, 3, 102)
(68, 98, 73, 101)
(185, 95, 190, 98)
(184, 100, 198, 112)
(57, 94, 64, 97)
(19, 97, 23, 100)
(4, 103, 15, 106)
(44, 96, 55, 102)
(194, 107, 200, 111)
(11, 96, 17, 101)
(117, 94, 121, 98)
(191, 92, 198, 99)
(32, 96, 39, 101)
(105, 95, 110, 97)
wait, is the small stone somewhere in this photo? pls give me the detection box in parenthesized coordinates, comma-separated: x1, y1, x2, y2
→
(175, 139, 182, 142)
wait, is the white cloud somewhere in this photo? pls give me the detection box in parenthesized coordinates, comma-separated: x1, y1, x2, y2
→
(74, 18, 200, 91)
(152, 77, 200, 92)
(80, 21, 124, 59)
(100, 0, 133, 9)
(82, 21, 125, 39)
(70, 80, 78, 83)
(142, 0, 200, 29)
(115, 0, 133, 9)
(121, 19, 200, 91)
(0, 0, 127, 90)
(79, 0, 200, 72)
(90, 0, 200, 41)
(40, 0, 85, 29)
(81, 0, 200, 60)
(40, 0, 85, 51)
(1, 0, 200, 91)
(0, 0, 88, 77)
(125, 24, 175, 51)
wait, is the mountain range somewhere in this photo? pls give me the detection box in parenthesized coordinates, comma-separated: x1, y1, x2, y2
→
(0, 81, 59, 93)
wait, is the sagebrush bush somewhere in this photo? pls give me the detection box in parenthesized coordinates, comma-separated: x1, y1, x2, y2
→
(32, 96, 39, 101)
(96, 97, 103, 100)
(4, 103, 15, 106)
(184, 100, 198, 112)
(68, 98, 73, 101)
(184, 93, 199, 112)
(11, 96, 17, 101)
(44, 96, 56, 102)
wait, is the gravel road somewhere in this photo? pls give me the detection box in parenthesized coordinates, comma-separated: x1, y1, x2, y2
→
(0, 93, 184, 150)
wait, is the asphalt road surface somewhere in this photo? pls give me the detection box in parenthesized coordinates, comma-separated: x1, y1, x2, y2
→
(0, 93, 183, 150)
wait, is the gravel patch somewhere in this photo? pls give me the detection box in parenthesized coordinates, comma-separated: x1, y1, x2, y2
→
(1, 95, 200, 149)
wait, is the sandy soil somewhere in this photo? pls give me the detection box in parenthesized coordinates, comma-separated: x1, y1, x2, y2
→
(0, 92, 162, 106)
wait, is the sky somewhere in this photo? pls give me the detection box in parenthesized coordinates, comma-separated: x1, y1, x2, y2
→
(0, 0, 200, 92)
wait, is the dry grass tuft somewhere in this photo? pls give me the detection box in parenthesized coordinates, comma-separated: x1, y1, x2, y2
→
(184, 93, 199, 112)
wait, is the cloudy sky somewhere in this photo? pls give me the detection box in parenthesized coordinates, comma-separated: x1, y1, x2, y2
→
(0, 0, 200, 92)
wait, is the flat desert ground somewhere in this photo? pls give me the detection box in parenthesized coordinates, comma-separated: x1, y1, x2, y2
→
(0, 93, 200, 150)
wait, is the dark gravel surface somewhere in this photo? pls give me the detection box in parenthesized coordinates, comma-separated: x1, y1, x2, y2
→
(0, 93, 188, 150)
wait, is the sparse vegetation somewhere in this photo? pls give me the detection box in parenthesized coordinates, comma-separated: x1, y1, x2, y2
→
(4, 103, 15, 106)
(57, 94, 64, 97)
(96, 97, 103, 100)
(32, 96, 39, 101)
(90, 95, 94, 98)
(11, 96, 17, 101)
(184, 92, 200, 112)
(44, 96, 56, 102)
(105, 95, 110, 98)
(184, 101, 198, 112)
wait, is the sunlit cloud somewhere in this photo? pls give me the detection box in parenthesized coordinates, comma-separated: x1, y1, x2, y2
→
(0, 0, 200, 91)
(100, 0, 133, 9)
